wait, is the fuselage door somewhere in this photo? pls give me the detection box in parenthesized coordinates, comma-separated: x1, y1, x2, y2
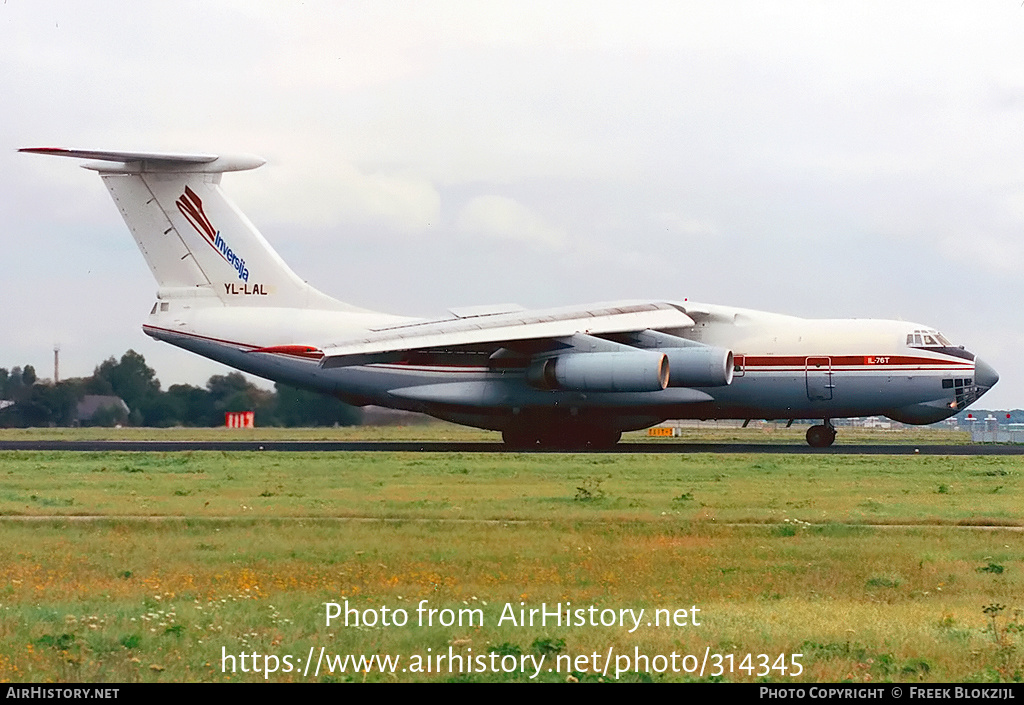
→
(805, 356, 834, 401)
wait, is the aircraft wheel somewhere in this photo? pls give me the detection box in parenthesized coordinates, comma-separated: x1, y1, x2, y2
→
(538, 428, 585, 450)
(805, 425, 836, 448)
(502, 429, 540, 449)
(585, 429, 622, 450)
(549, 428, 622, 450)
(504, 426, 623, 450)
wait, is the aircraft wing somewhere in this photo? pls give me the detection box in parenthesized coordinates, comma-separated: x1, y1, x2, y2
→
(319, 301, 694, 368)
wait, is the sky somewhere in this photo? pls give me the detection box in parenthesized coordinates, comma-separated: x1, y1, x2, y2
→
(2, 1, 1023, 410)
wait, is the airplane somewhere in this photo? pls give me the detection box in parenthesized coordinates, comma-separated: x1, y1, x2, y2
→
(21, 147, 999, 448)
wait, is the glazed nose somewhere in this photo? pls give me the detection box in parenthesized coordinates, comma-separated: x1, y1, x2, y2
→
(974, 358, 999, 390)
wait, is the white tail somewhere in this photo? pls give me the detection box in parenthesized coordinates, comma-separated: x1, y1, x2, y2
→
(20, 148, 362, 311)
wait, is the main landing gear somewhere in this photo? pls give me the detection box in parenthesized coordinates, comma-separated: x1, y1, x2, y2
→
(805, 420, 836, 448)
(502, 426, 622, 450)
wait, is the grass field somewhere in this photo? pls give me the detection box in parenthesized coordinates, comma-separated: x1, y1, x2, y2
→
(0, 427, 1020, 683)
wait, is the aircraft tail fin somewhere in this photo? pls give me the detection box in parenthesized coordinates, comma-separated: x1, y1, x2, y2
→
(20, 148, 363, 311)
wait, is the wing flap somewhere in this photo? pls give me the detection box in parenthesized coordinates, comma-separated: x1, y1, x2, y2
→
(319, 301, 694, 368)
(447, 303, 525, 319)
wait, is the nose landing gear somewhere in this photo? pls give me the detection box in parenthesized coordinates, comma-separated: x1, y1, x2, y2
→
(805, 420, 837, 448)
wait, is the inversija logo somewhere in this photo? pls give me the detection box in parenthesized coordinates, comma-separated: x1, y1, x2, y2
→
(175, 186, 249, 282)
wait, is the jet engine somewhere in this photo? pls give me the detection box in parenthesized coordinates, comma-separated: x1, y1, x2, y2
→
(662, 346, 734, 387)
(527, 351, 669, 392)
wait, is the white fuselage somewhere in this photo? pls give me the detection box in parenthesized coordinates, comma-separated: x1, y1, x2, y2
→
(142, 299, 985, 432)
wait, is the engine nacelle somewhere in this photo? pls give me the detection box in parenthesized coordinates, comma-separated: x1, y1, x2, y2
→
(663, 346, 734, 387)
(527, 351, 669, 392)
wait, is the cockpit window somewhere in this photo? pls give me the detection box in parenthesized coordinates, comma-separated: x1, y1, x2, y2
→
(907, 329, 952, 347)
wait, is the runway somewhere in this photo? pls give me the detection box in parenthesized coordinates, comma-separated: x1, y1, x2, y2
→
(1, 440, 1023, 454)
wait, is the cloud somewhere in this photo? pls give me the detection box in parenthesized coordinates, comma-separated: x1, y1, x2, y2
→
(236, 151, 441, 234)
(939, 233, 1024, 274)
(455, 195, 567, 249)
(649, 212, 719, 238)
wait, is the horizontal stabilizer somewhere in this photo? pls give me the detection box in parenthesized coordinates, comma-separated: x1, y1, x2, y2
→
(19, 147, 265, 173)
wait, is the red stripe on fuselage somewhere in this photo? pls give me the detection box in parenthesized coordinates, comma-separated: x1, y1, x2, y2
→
(248, 344, 324, 360)
(740, 355, 971, 368)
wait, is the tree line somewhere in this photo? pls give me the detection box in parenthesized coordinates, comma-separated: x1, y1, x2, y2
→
(0, 350, 361, 428)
